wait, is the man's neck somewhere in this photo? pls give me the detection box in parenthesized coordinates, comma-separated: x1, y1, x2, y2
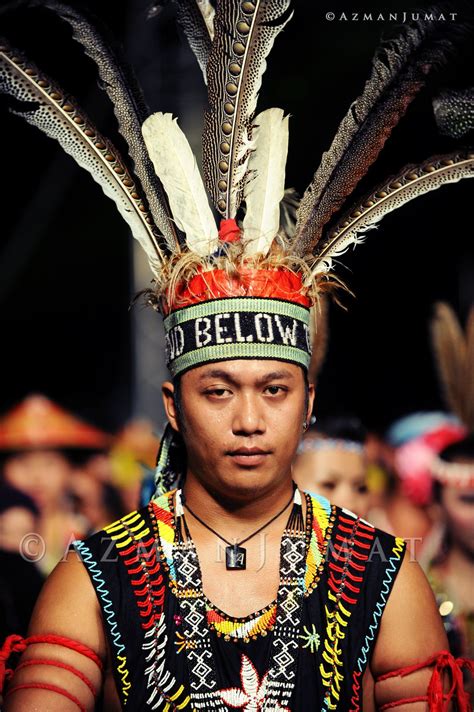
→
(182, 472, 296, 530)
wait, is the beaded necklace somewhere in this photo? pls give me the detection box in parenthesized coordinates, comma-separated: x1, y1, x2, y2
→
(166, 488, 308, 710)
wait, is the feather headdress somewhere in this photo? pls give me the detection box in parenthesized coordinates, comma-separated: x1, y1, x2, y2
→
(1, 0, 473, 507)
(0, 1, 472, 368)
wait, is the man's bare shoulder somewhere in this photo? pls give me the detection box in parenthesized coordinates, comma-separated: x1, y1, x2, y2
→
(29, 549, 105, 654)
(3, 552, 107, 710)
(372, 551, 449, 707)
(373, 551, 447, 674)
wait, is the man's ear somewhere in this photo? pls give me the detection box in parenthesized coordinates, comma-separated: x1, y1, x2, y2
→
(307, 383, 315, 425)
(162, 381, 180, 432)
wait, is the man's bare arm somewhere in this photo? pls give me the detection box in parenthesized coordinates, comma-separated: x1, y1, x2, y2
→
(4, 550, 106, 711)
(371, 552, 452, 710)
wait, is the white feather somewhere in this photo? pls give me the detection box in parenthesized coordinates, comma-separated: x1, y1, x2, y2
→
(197, 0, 215, 40)
(243, 109, 289, 256)
(142, 113, 218, 256)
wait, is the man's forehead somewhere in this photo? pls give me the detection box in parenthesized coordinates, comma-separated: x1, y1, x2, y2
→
(184, 360, 301, 383)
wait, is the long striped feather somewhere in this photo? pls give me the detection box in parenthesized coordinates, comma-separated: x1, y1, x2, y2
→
(294, 11, 471, 255)
(0, 40, 165, 277)
(173, 0, 214, 81)
(33, 0, 179, 252)
(309, 150, 474, 278)
(203, 0, 293, 219)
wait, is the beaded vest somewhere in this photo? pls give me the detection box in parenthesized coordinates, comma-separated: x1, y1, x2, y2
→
(74, 491, 405, 710)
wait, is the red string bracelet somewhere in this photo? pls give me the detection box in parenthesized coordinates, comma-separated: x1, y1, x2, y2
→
(15, 658, 97, 697)
(0, 633, 103, 689)
(5, 681, 87, 712)
(376, 650, 473, 712)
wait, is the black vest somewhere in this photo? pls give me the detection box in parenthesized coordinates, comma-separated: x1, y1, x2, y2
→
(75, 490, 405, 711)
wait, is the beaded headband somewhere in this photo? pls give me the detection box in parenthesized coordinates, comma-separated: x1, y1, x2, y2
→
(297, 438, 365, 456)
(431, 456, 474, 489)
(163, 269, 312, 376)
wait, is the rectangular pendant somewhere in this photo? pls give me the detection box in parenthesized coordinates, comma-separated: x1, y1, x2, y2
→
(226, 544, 246, 570)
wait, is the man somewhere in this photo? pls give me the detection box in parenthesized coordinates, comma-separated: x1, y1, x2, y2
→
(0, 355, 465, 710)
(0, 1, 472, 709)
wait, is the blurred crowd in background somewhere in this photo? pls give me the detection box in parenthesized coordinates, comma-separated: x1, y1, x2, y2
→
(0, 386, 473, 671)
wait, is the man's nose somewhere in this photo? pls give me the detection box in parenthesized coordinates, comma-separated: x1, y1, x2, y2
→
(231, 393, 265, 435)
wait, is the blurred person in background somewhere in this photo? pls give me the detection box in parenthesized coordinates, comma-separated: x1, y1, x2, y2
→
(0, 394, 109, 573)
(109, 419, 161, 511)
(427, 435, 474, 663)
(68, 452, 125, 537)
(293, 415, 370, 518)
(371, 412, 466, 556)
(420, 303, 474, 676)
(0, 485, 44, 639)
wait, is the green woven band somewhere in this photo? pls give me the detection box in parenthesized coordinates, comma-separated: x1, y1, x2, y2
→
(164, 297, 311, 377)
(164, 297, 309, 330)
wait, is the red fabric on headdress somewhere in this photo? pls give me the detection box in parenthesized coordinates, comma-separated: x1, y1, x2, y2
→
(218, 218, 241, 243)
(166, 267, 311, 313)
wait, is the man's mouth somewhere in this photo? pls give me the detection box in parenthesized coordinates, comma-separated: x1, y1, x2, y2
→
(226, 447, 272, 467)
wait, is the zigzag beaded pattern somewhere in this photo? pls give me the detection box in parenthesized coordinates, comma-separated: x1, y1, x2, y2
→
(102, 512, 190, 710)
(73, 540, 131, 703)
(318, 512, 377, 711)
(349, 537, 406, 711)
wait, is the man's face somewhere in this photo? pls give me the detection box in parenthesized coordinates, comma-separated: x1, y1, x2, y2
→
(163, 360, 313, 501)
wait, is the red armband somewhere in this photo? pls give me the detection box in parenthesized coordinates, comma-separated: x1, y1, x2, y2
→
(0, 633, 103, 698)
(5, 682, 88, 712)
(376, 649, 473, 711)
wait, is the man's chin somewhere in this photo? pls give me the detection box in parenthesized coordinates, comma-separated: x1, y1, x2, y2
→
(206, 466, 288, 503)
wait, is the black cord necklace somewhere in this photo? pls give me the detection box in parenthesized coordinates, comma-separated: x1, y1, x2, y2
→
(183, 491, 294, 570)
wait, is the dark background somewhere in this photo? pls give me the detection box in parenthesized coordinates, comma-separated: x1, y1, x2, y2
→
(0, 0, 473, 433)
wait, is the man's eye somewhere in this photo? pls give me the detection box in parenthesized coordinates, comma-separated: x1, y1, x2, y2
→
(321, 482, 336, 491)
(357, 484, 368, 495)
(265, 385, 286, 395)
(205, 388, 229, 397)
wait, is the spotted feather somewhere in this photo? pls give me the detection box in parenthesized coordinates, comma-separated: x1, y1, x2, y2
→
(202, 0, 293, 219)
(0, 40, 166, 275)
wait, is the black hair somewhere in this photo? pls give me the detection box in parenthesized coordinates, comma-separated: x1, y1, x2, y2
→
(308, 415, 367, 444)
(439, 433, 474, 463)
(0, 484, 39, 517)
(433, 433, 474, 501)
(172, 374, 185, 430)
